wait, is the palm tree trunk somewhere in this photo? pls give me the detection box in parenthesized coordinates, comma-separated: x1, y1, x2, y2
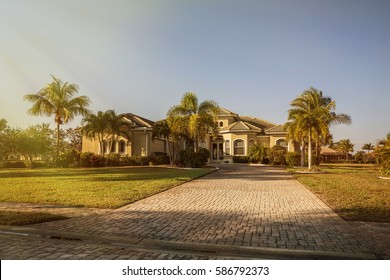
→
(308, 126, 312, 170)
(56, 122, 60, 166)
(300, 139, 305, 167)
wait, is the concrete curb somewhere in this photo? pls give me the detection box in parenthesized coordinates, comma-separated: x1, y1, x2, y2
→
(0, 226, 378, 260)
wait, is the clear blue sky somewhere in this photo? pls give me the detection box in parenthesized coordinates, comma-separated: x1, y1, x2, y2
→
(1, 0, 389, 151)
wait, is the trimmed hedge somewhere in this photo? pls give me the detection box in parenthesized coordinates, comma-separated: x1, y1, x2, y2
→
(176, 148, 210, 168)
(78, 152, 170, 167)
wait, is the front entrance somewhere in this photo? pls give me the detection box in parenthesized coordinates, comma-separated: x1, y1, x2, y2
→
(212, 142, 224, 161)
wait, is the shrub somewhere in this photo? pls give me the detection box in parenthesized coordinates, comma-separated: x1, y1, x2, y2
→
(58, 149, 79, 168)
(248, 143, 268, 163)
(91, 154, 105, 167)
(233, 156, 250, 163)
(268, 145, 287, 165)
(176, 148, 210, 168)
(285, 151, 300, 167)
(79, 152, 94, 167)
(107, 153, 120, 166)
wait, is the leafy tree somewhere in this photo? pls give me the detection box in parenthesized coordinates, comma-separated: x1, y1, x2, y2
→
(24, 75, 91, 163)
(12, 124, 54, 168)
(0, 119, 9, 159)
(167, 92, 219, 152)
(333, 139, 354, 161)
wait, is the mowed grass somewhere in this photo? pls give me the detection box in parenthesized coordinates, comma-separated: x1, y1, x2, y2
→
(0, 167, 213, 209)
(0, 211, 67, 226)
(291, 164, 390, 222)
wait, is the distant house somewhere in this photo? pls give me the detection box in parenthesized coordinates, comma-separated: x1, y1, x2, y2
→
(320, 146, 345, 162)
(81, 113, 167, 157)
(81, 108, 295, 162)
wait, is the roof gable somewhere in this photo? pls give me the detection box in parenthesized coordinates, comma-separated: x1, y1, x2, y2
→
(220, 120, 262, 133)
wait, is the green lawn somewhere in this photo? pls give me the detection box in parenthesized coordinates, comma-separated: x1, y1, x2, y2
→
(0, 166, 213, 209)
(290, 164, 390, 222)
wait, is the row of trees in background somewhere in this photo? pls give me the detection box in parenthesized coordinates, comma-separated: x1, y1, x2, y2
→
(1, 76, 389, 174)
(0, 119, 81, 168)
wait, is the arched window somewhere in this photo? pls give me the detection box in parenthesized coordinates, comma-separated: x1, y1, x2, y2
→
(119, 140, 126, 154)
(234, 139, 245, 155)
(276, 139, 287, 148)
(219, 121, 224, 127)
(225, 140, 230, 155)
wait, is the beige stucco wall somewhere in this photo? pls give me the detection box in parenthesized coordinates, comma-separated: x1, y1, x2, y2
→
(151, 138, 166, 154)
(82, 136, 100, 154)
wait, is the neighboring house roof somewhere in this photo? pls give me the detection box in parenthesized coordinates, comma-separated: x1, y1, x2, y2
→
(265, 124, 286, 134)
(320, 146, 344, 156)
(122, 113, 154, 128)
(220, 120, 262, 133)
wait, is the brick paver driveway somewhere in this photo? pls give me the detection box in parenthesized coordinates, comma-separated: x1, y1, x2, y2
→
(1, 164, 389, 259)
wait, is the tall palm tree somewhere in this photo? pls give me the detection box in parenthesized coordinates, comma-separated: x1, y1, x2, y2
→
(167, 92, 219, 152)
(286, 87, 351, 170)
(24, 75, 91, 161)
(287, 88, 329, 170)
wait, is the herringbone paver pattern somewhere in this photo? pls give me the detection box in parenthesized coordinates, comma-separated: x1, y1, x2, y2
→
(26, 164, 389, 259)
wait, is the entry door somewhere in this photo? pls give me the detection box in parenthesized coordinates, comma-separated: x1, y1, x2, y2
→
(212, 143, 224, 160)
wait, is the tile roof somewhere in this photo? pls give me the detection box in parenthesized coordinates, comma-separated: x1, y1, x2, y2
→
(265, 124, 286, 134)
(240, 116, 277, 130)
(320, 146, 344, 155)
(220, 120, 262, 133)
(122, 113, 154, 128)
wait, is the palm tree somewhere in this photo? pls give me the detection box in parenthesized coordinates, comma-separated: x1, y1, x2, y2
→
(286, 88, 330, 170)
(105, 110, 130, 153)
(24, 75, 91, 162)
(152, 119, 178, 164)
(362, 143, 375, 154)
(286, 87, 351, 170)
(82, 111, 110, 155)
(334, 139, 354, 161)
(82, 110, 130, 156)
(167, 92, 219, 152)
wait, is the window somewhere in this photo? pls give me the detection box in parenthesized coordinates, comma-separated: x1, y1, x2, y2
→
(119, 140, 126, 154)
(225, 140, 230, 155)
(276, 139, 287, 148)
(219, 121, 224, 127)
(234, 139, 245, 155)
